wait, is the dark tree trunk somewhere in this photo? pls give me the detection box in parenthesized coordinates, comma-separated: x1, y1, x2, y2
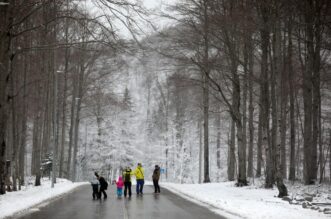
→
(67, 72, 77, 179)
(10, 55, 18, 191)
(303, 0, 315, 185)
(203, 70, 210, 183)
(256, 105, 263, 178)
(0, 0, 12, 195)
(288, 15, 296, 181)
(202, 0, 210, 183)
(72, 61, 84, 182)
(247, 37, 254, 178)
(260, 22, 273, 188)
(242, 39, 249, 180)
(228, 119, 236, 181)
(216, 109, 221, 170)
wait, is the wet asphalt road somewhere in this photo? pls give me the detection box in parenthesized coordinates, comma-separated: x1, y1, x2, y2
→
(18, 184, 226, 219)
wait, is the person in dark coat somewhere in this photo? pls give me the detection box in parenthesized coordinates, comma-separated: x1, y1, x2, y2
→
(95, 172, 108, 199)
(122, 167, 133, 198)
(152, 165, 161, 193)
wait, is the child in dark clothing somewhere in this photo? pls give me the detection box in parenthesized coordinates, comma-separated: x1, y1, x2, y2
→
(91, 179, 99, 200)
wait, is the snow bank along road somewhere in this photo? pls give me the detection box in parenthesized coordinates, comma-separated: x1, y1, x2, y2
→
(0, 179, 87, 219)
(16, 185, 226, 219)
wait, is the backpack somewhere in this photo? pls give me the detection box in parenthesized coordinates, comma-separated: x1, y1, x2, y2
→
(124, 171, 131, 182)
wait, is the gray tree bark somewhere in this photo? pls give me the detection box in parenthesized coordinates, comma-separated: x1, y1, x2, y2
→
(216, 106, 221, 170)
(67, 72, 77, 179)
(242, 40, 248, 180)
(202, 0, 210, 183)
(0, 0, 12, 195)
(287, 14, 296, 181)
(72, 60, 84, 182)
(256, 105, 263, 178)
(260, 16, 273, 188)
(247, 37, 254, 178)
(228, 119, 236, 181)
(303, 0, 315, 185)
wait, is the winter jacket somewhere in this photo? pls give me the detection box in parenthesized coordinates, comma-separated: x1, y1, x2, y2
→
(134, 166, 145, 180)
(152, 167, 160, 181)
(123, 169, 133, 182)
(91, 180, 99, 192)
(116, 176, 124, 189)
(98, 176, 108, 190)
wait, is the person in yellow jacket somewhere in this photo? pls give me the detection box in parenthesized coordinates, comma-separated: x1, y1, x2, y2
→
(134, 163, 145, 195)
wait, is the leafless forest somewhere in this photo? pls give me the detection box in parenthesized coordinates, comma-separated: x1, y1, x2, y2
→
(0, 0, 331, 198)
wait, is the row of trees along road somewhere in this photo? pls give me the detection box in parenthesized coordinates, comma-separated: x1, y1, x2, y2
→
(0, 0, 147, 194)
(148, 0, 331, 197)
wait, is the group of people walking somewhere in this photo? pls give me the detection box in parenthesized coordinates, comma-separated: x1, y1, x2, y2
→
(91, 163, 161, 200)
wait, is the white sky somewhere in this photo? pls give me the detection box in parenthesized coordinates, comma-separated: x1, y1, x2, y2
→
(143, 0, 160, 8)
(84, 0, 178, 38)
(143, 0, 176, 9)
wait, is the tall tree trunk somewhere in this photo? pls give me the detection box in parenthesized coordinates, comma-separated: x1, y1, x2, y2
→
(19, 78, 27, 187)
(203, 76, 210, 183)
(312, 3, 321, 183)
(228, 119, 236, 181)
(202, 0, 210, 183)
(242, 40, 248, 180)
(0, 0, 13, 195)
(59, 0, 70, 179)
(216, 106, 221, 170)
(233, 64, 247, 186)
(67, 72, 77, 179)
(256, 105, 263, 178)
(247, 37, 254, 178)
(279, 53, 288, 179)
(72, 62, 84, 182)
(34, 80, 44, 186)
(260, 20, 272, 188)
(288, 14, 296, 181)
(33, 89, 43, 187)
(59, 61, 68, 178)
(270, 23, 278, 191)
(329, 130, 331, 182)
(51, 0, 58, 186)
(10, 56, 18, 191)
(199, 120, 203, 183)
(273, 5, 287, 197)
(34, 117, 42, 186)
(303, 0, 314, 185)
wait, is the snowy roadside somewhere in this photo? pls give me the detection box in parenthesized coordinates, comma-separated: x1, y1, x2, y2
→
(0, 178, 88, 219)
(162, 182, 331, 219)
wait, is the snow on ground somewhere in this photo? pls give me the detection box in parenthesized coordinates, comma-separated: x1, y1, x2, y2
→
(0, 178, 87, 219)
(163, 181, 331, 219)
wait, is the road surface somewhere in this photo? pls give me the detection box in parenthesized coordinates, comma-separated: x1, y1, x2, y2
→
(18, 184, 226, 219)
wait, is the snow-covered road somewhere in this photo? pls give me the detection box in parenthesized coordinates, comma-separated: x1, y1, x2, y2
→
(15, 184, 225, 219)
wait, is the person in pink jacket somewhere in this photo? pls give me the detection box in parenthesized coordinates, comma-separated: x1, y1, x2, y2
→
(116, 176, 124, 197)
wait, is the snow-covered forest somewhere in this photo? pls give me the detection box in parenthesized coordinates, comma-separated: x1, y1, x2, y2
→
(0, 0, 331, 209)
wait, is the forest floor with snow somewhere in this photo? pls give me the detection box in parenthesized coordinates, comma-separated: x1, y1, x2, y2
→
(163, 180, 331, 219)
(0, 178, 87, 219)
